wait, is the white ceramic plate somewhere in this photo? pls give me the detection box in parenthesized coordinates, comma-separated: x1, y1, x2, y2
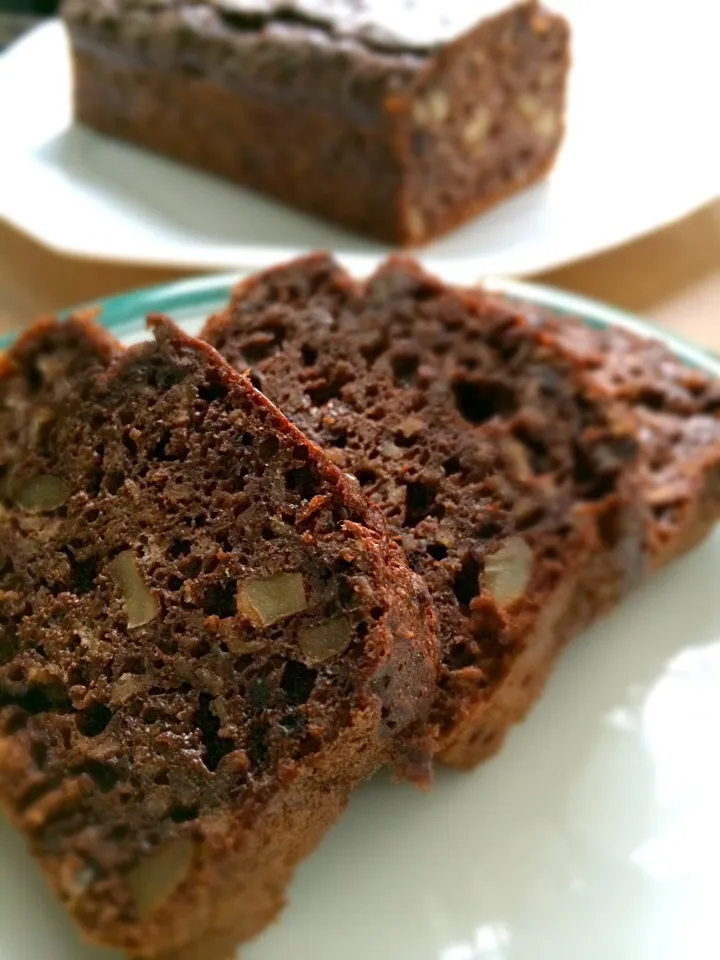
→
(0, 0, 718, 275)
(1, 272, 720, 960)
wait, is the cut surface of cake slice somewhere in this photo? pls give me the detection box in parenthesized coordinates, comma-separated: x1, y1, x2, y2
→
(511, 305, 720, 571)
(0, 313, 437, 959)
(202, 254, 645, 769)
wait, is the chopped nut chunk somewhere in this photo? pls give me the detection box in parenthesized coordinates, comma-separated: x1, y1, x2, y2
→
(15, 475, 71, 512)
(484, 537, 533, 606)
(237, 572, 307, 627)
(127, 838, 194, 918)
(298, 617, 353, 663)
(107, 550, 159, 629)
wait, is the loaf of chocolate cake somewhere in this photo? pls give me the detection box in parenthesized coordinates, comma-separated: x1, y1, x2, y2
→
(0, 314, 437, 958)
(202, 254, 650, 769)
(61, 0, 570, 244)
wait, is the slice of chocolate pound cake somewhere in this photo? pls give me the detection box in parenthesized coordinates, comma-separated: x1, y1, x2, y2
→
(513, 306, 720, 571)
(0, 314, 437, 959)
(61, 0, 569, 245)
(202, 254, 645, 770)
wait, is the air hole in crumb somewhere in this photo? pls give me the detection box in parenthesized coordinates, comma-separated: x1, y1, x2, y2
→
(515, 505, 546, 532)
(195, 693, 234, 772)
(151, 431, 184, 462)
(0, 626, 20, 665)
(281, 661, 317, 705)
(5, 683, 72, 716)
(258, 435, 280, 460)
(122, 433, 138, 458)
(391, 352, 420, 384)
(279, 713, 306, 734)
(246, 677, 270, 711)
(370, 606, 384, 620)
(77, 703, 113, 738)
(106, 471, 125, 495)
(192, 639, 212, 659)
(356, 467, 378, 487)
(76, 760, 118, 793)
(249, 371, 264, 391)
(157, 638, 179, 656)
(444, 456, 462, 476)
(198, 380, 228, 405)
(150, 363, 185, 391)
(3, 712, 28, 736)
(248, 723, 270, 768)
(301, 345, 318, 367)
(86, 466, 103, 498)
(514, 427, 551, 475)
(403, 480, 437, 528)
(635, 387, 666, 411)
(65, 553, 99, 596)
(183, 556, 202, 579)
(31, 741, 48, 770)
(242, 324, 287, 365)
(285, 466, 317, 501)
(476, 519, 503, 540)
(359, 334, 389, 366)
(170, 806, 199, 824)
(427, 543, 448, 561)
(453, 378, 517, 425)
(27, 364, 43, 393)
(447, 642, 477, 671)
(307, 376, 349, 407)
(261, 525, 277, 541)
(171, 540, 192, 559)
(120, 656, 145, 676)
(453, 553, 481, 611)
(393, 431, 417, 448)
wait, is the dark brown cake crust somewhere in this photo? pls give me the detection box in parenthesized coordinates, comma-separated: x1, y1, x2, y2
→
(0, 314, 437, 958)
(61, 0, 570, 245)
(202, 254, 645, 769)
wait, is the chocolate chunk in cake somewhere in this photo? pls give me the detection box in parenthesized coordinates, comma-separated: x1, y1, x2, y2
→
(0, 313, 437, 959)
(61, 0, 570, 244)
(203, 253, 644, 770)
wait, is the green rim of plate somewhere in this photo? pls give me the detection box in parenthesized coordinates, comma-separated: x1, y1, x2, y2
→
(2, 271, 718, 377)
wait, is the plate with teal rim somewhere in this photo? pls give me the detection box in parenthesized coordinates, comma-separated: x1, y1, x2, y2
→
(2, 272, 720, 960)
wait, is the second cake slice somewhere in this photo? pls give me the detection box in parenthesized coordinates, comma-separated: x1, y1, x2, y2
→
(203, 254, 648, 768)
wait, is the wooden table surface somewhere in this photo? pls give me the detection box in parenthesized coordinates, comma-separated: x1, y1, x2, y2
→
(1, 199, 719, 349)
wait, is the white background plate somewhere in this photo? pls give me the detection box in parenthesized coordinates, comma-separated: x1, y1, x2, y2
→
(1, 273, 720, 959)
(0, 0, 718, 274)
